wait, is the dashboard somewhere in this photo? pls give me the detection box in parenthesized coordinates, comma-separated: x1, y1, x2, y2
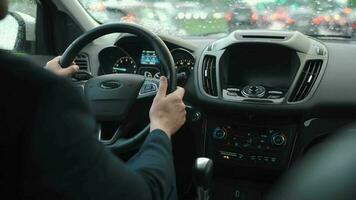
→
(97, 35, 195, 86)
(77, 30, 356, 191)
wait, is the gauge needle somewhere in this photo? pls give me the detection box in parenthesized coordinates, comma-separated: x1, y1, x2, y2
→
(113, 67, 127, 72)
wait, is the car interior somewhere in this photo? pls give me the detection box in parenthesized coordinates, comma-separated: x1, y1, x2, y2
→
(3, 0, 356, 199)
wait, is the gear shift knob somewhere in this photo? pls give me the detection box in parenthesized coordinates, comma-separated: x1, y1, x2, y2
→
(193, 157, 213, 200)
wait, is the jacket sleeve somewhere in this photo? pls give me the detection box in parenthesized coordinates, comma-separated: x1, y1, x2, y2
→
(30, 78, 177, 200)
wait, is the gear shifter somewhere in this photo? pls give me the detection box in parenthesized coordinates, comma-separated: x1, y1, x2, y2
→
(193, 157, 213, 200)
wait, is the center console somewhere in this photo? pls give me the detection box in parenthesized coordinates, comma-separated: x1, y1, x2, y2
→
(193, 30, 329, 199)
(209, 120, 296, 170)
(194, 31, 328, 179)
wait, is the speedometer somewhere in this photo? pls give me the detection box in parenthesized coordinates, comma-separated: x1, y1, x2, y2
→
(113, 56, 137, 74)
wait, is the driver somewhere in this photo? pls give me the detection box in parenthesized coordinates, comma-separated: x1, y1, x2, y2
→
(0, 0, 186, 199)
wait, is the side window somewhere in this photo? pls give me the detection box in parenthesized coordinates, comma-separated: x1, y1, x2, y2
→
(0, 0, 37, 53)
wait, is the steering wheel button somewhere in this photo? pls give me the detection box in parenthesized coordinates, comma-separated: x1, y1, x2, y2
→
(141, 83, 158, 94)
(144, 84, 153, 90)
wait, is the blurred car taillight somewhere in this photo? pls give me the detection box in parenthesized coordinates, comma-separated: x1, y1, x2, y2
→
(251, 12, 258, 24)
(312, 16, 323, 25)
(225, 11, 232, 21)
(271, 7, 288, 22)
(89, 2, 106, 12)
(352, 22, 356, 29)
(121, 13, 137, 23)
(343, 7, 352, 15)
(324, 15, 332, 22)
(286, 18, 295, 25)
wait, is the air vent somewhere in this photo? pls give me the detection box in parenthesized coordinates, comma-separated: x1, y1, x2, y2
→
(242, 35, 286, 40)
(289, 60, 323, 102)
(74, 53, 89, 71)
(202, 55, 218, 96)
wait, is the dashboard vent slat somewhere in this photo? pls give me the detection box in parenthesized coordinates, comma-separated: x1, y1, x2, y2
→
(74, 53, 89, 71)
(242, 35, 286, 40)
(202, 55, 218, 96)
(289, 60, 323, 102)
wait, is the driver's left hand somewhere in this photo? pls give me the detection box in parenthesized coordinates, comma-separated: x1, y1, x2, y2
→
(46, 56, 79, 77)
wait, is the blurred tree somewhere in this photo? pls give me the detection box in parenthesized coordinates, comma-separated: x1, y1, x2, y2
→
(349, 0, 356, 7)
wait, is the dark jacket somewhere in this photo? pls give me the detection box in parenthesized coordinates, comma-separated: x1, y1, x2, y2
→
(0, 50, 177, 200)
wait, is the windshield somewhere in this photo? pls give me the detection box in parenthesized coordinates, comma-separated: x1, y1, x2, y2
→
(79, 0, 356, 39)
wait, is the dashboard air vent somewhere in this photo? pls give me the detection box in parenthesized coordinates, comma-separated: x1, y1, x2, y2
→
(289, 60, 323, 102)
(242, 35, 286, 40)
(202, 55, 218, 96)
(74, 53, 89, 71)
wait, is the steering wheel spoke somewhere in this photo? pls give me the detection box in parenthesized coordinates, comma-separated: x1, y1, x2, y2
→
(73, 80, 86, 95)
(96, 121, 151, 154)
(97, 123, 124, 145)
(107, 125, 150, 154)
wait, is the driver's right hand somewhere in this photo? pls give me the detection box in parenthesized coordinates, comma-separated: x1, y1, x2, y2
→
(45, 56, 79, 77)
(149, 76, 186, 138)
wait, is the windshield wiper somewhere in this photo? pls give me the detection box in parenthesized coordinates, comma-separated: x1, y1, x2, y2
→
(307, 34, 352, 39)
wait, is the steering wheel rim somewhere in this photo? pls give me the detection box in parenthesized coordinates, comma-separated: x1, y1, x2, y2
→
(59, 23, 177, 153)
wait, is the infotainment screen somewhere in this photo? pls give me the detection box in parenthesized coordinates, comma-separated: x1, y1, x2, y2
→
(140, 50, 160, 65)
(226, 44, 296, 89)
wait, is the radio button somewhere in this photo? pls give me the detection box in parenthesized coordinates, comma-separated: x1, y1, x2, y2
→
(227, 91, 238, 96)
(270, 157, 278, 163)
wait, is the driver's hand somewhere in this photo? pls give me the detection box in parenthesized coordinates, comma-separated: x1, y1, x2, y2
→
(149, 76, 186, 138)
(45, 56, 79, 77)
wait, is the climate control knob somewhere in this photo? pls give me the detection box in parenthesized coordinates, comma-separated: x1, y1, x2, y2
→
(271, 133, 286, 146)
(213, 128, 226, 140)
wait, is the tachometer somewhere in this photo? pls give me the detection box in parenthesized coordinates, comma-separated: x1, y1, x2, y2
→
(171, 48, 195, 76)
(170, 48, 195, 85)
(113, 56, 137, 74)
(175, 59, 195, 75)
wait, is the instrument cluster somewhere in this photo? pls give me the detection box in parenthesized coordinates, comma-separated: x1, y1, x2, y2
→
(98, 46, 195, 85)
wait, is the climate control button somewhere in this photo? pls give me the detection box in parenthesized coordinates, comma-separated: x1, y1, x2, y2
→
(271, 133, 287, 146)
(213, 128, 226, 140)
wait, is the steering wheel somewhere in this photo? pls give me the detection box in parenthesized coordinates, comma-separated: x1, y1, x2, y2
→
(59, 23, 177, 153)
